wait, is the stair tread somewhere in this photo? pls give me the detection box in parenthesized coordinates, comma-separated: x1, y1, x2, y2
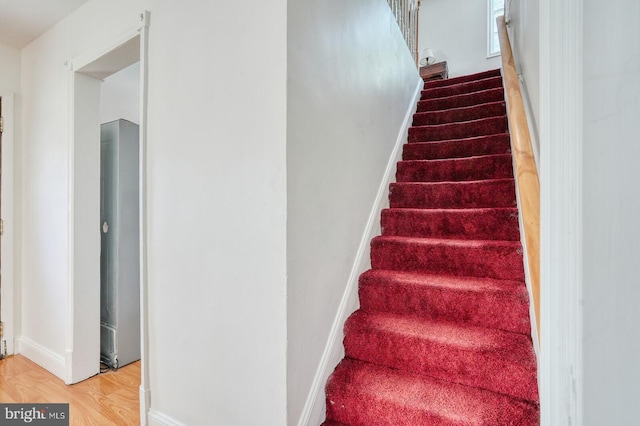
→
(408, 116, 508, 143)
(372, 234, 522, 248)
(326, 359, 539, 425)
(391, 177, 515, 187)
(396, 153, 514, 182)
(399, 153, 512, 165)
(358, 270, 532, 335)
(370, 235, 525, 281)
(406, 132, 511, 145)
(389, 179, 517, 209)
(361, 268, 524, 290)
(410, 114, 506, 130)
(348, 310, 533, 356)
(421, 76, 503, 99)
(381, 207, 520, 240)
(402, 134, 512, 161)
(418, 87, 504, 104)
(412, 100, 506, 126)
(417, 87, 505, 112)
(424, 69, 501, 87)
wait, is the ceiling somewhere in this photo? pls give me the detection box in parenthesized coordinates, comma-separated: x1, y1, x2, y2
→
(0, 0, 89, 49)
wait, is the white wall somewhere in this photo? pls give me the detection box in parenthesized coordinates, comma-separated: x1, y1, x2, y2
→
(582, 0, 640, 423)
(0, 42, 20, 90)
(287, 0, 421, 423)
(0, 41, 21, 355)
(419, 0, 501, 77)
(100, 62, 140, 124)
(145, 1, 287, 424)
(507, 0, 540, 160)
(20, 0, 288, 424)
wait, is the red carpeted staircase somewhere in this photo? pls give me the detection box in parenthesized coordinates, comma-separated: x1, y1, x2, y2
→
(322, 68, 539, 425)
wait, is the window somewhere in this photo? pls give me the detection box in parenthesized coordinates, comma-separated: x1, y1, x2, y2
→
(488, 0, 504, 56)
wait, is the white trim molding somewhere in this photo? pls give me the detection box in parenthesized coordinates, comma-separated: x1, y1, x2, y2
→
(0, 92, 16, 357)
(540, 0, 583, 424)
(16, 337, 66, 379)
(148, 410, 187, 426)
(297, 76, 423, 426)
(138, 10, 151, 426)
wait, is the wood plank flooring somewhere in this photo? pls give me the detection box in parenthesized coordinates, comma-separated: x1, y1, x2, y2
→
(0, 355, 140, 425)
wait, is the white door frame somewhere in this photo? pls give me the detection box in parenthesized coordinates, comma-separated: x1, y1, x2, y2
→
(0, 92, 16, 357)
(66, 11, 151, 424)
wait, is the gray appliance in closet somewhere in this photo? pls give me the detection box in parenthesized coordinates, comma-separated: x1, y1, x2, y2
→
(100, 119, 141, 369)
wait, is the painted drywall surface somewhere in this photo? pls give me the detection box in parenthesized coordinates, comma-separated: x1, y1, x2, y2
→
(418, 0, 501, 77)
(100, 61, 140, 124)
(507, 0, 540, 160)
(582, 1, 640, 423)
(144, 1, 288, 424)
(20, 0, 288, 424)
(0, 42, 21, 349)
(0, 42, 20, 90)
(287, 0, 420, 422)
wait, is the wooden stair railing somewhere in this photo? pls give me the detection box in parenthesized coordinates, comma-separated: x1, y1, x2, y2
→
(497, 16, 541, 340)
(387, 0, 421, 66)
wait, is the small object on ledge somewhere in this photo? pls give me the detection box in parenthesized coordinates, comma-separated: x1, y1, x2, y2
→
(420, 61, 448, 81)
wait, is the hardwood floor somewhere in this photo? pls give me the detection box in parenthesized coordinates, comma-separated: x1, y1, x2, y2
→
(0, 355, 140, 425)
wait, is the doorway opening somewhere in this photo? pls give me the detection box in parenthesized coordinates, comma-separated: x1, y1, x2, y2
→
(98, 64, 141, 373)
(67, 12, 150, 423)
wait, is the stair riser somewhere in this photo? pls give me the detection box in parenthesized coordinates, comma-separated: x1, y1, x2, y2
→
(358, 275, 532, 334)
(417, 88, 504, 112)
(389, 180, 517, 209)
(370, 238, 525, 280)
(396, 155, 514, 182)
(343, 314, 539, 401)
(412, 102, 506, 126)
(424, 69, 501, 89)
(421, 76, 503, 100)
(409, 116, 508, 143)
(381, 208, 520, 240)
(402, 134, 511, 160)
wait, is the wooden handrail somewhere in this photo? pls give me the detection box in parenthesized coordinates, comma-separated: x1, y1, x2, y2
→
(497, 16, 541, 340)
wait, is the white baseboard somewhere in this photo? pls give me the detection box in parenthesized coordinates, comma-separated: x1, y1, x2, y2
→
(140, 385, 151, 425)
(148, 409, 187, 426)
(297, 76, 423, 426)
(16, 336, 66, 380)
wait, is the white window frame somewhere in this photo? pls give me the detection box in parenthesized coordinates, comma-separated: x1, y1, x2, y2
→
(487, 0, 504, 57)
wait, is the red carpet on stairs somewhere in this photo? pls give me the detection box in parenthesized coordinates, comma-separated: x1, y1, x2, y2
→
(322, 68, 539, 425)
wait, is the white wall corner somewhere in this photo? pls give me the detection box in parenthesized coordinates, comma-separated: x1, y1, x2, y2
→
(148, 409, 187, 426)
(0, 91, 16, 357)
(16, 337, 66, 380)
(297, 76, 423, 426)
(540, 0, 584, 424)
